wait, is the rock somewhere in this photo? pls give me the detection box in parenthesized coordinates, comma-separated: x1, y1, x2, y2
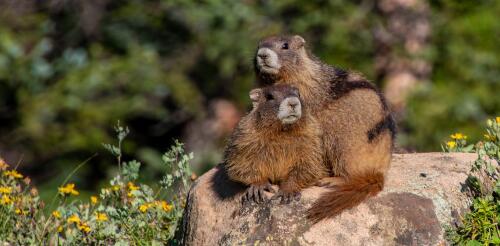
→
(179, 153, 477, 246)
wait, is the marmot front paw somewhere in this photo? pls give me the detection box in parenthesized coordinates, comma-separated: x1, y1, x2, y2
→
(242, 182, 275, 204)
(273, 190, 301, 204)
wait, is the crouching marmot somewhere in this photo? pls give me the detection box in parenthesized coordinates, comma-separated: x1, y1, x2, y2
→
(223, 84, 329, 203)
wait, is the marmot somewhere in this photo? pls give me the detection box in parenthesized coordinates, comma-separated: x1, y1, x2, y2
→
(254, 35, 396, 222)
(223, 84, 328, 203)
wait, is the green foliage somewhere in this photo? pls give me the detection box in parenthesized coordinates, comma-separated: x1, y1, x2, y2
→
(0, 0, 369, 198)
(403, 1, 500, 150)
(447, 117, 500, 245)
(449, 198, 500, 245)
(0, 126, 193, 244)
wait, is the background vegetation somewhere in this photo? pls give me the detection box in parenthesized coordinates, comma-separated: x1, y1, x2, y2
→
(0, 0, 499, 201)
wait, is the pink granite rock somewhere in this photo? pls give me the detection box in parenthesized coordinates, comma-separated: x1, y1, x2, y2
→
(179, 153, 477, 245)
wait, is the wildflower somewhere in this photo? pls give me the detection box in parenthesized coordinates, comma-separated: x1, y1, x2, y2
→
(91, 196, 98, 205)
(95, 212, 108, 222)
(0, 187, 12, 194)
(52, 210, 61, 218)
(58, 183, 79, 196)
(3, 170, 23, 179)
(77, 222, 91, 233)
(67, 214, 81, 224)
(57, 226, 63, 232)
(158, 201, 173, 212)
(128, 182, 139, 191)
(0, 159, 8, 170)
(446, 141, 456, 149)
(496, 117, 500, 124)
(15, 208, 27, 215)
(139, 203, 153, 213)
(450, 133, 467, 140)
(112, 185, 120, 191)
(1, 195, 12, 205)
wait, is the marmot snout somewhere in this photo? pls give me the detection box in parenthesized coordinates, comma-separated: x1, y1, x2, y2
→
(255, 48, 281, 75)
(278, 96, 301, 125)
(250, 84, 303, 127)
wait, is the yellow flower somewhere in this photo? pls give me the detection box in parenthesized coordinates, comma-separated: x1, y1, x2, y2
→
(52, 210, 61, 218)
(0, 159, 8, 170)
(0, 187, 12, 194)
(57, 226, 63, 233)
(159, 201, 173, 212)
(3, 170, 23, 179)
(446, 141, 456, 148)
(15, 208, 27, 215)
(496, 117, 500, 124)
(95, 212, 108, 222)
(139, 204, 149, 213)
(112, 185, 120, 191)
(139, 203, 153, 213)
(58, 183, 79, 196)
(67, 214, 80, 224)
(450, 133, 467, 140)
(127, 182, 139, 191)
(1, 195, 12, 205)
(77, 222, 91, 233)
(90, 196, 98, 205)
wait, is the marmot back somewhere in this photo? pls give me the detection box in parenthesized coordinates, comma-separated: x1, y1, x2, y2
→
(224, 84, 328, 203)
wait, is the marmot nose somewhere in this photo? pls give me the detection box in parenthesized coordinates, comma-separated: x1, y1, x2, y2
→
(257, 49, 270, 60)
(288, 99, 299, 109)
(258, 53, 268, 59)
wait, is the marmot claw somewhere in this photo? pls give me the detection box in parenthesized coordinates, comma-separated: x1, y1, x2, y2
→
(242, 183, 274, 204)
(273, 191, 301, 204)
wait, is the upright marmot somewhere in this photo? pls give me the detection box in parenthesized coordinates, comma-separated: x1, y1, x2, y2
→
(223, 84, 328, 203)
(254, 35, 396, 222)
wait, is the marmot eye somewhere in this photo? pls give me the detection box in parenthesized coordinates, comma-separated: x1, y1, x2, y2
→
(265, 93, 274, 100)
(281, 42, 289, 50)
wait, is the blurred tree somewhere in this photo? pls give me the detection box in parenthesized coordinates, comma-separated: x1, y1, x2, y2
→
(373, 0, 432, 116)
(401, 0, 500, 150)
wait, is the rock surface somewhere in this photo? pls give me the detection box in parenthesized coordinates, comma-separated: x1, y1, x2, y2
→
(179, 153, 477, 246)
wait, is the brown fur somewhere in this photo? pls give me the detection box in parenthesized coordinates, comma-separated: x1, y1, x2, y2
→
(223, 85, 328, 195)
(255, 35, 394, 221)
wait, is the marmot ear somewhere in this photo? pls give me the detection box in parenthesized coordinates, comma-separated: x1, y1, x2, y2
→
(249, 88, 262, 108)
(293, 35, 306, 48)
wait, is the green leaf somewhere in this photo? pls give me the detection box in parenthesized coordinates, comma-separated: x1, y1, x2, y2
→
(465, 240, 482, 246)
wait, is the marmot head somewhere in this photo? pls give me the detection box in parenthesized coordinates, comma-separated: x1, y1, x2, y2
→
(254, 35, 309, 84)
(249, 84, 302, 127)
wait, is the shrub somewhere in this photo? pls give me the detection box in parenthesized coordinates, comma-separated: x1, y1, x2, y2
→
(0, 124, 193, 245)
(447, 117, 500, 245)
